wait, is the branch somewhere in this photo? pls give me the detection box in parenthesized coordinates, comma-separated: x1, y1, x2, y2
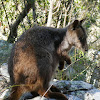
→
(32, 1, 36, 21)
(47, 0, 54, 27)
(57, 11, 62, 28)
(1, 0, 10, 30)
(7, 1, 35, 43)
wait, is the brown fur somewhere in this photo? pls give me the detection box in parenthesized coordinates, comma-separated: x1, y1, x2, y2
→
(7, 19, 88, 100)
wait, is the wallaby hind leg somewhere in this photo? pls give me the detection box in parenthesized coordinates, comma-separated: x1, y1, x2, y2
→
(5, 86, 28, 100)
(38, 89, 68, 100)
(58, 61, 65, 70)
(50, 85, 61, 93)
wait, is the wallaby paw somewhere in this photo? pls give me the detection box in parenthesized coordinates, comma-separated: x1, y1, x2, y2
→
(66, 59, 71, 65)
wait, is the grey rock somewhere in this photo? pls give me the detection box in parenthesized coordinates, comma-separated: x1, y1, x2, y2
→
(0, 40, 13, 65)
(84, 89, 100, 100)
(27, 96, 55, 100)
(53, 80, 93, 91)
(20, 93, 55, 100)
(67, 95, 82, 100)
(0, 89, 10, 100)
(0, 63, 10, 82)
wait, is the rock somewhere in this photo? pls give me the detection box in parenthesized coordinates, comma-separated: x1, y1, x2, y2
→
(19, 80, 100, 100)
(30, 96, 48, 100)
(0, 63, 10, 99)
(0, 40, 13, 65)
(53, 80, 93, 92)
(0, 63, 10, 82)
(0, 89, 10, 100)
(26, 95, 82, 100)
(67, 95, 82, 100)
(20, 92, 55, 100)
(19, 92, 37, 100)
(52, 80, 94, 100)
(85, 89, 100, 100)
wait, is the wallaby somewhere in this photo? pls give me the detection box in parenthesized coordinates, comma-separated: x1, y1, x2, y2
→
(7, 19, 88, 100)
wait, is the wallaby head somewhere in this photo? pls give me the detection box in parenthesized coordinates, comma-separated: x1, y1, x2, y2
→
(65, 19, 88, 52)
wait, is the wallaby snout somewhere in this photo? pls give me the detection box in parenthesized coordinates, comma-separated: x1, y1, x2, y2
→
(83, 43, 88, 52)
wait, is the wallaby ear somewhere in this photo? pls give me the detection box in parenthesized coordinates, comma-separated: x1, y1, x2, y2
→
(80, 19, 86, 24)
(72, 20, 80, 30)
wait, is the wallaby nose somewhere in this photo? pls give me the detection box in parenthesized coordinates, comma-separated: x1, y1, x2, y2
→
(85, 48, 88, 52)
(85, 46, 88, 52)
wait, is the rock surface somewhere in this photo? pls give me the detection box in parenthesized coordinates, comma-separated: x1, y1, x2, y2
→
(0, 40, 13, 65)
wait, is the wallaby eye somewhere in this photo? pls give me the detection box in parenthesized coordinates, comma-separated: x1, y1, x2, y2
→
(79, 37, 85, 42)
(72, 26, 80, 30)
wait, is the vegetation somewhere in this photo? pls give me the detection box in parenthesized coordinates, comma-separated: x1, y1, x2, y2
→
(0, 0, 100, 88)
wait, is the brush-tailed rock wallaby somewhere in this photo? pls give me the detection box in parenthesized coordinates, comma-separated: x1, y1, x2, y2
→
(7, 19, 88, 100)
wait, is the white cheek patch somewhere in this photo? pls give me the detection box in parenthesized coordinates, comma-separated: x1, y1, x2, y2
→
(60, 40, 69, 51)
(57, 35, 70, 54)
(75, 38, 83, 49)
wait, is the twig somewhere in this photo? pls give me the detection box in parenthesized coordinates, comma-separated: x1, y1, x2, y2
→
(1, 0, 10, 30)
(7, 2, 33, 43)
(71, 66, 90, 81)
(41, 84, 53, 99)
(63, 56, 85, 71)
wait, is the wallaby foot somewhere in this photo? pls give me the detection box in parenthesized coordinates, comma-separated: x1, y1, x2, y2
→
(38, 89, 68, 100)
(50, 85, 61, 92)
